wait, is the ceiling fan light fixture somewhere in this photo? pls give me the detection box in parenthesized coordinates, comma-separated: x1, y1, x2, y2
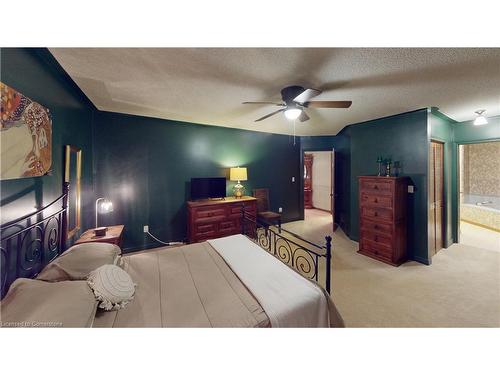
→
(473, 110, 488, 126)
(284, 107, 302, 120)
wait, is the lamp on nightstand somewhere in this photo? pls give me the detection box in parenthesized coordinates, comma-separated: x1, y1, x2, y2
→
(95, 197, 113, 228)
(230, 167, 248, 198)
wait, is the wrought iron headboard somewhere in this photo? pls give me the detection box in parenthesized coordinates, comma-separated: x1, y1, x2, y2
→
(241, 208, 332, 294)
(0, 182, 69, 298)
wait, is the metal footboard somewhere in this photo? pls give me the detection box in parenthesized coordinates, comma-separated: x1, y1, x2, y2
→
(241, 208, 332, 294)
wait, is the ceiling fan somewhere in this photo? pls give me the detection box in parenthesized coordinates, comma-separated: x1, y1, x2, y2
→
(243, 85, 352, 122)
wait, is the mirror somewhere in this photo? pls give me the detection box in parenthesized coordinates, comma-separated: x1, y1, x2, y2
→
(64, 145, 82, 239)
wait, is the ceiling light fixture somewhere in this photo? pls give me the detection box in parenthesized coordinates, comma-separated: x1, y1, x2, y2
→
(473, 110, 488, 126)
(284, 107, 302, 120)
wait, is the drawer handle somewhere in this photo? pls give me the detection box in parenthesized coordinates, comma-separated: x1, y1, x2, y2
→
(374, 212, 378, 216)
(374, 225, 379, 229)
(374, 198, 378, 203)
(374, 185, 378, 190)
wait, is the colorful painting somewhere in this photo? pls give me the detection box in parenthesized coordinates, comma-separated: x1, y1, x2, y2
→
(0, 82, 52, 180)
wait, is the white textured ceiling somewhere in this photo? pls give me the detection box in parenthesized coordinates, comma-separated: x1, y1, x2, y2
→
(50, 48, 500, 136)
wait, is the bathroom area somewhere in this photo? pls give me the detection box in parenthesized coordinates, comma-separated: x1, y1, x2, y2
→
(459, 141, 500, 250)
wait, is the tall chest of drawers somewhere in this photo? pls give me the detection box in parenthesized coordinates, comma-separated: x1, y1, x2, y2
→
(358, 176, 410, 266)
(187, 196, 257, 243)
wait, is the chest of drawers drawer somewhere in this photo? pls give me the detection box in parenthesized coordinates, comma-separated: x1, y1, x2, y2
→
(360, 239, 393, 261)
(360, 179, 392, 195)
(360, 206, 393, 221)
(360, 218, 392, 234)
(360, 229, 393, 247)
(360, 192, 393, 208)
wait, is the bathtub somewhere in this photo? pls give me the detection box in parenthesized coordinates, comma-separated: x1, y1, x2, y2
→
(460, 194, 500, 231)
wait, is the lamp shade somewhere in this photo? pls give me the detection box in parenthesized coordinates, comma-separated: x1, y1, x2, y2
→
(230, 167, 247, 181)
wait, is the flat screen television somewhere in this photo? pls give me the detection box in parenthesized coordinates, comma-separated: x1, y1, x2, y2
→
(190, 177, 226, 200)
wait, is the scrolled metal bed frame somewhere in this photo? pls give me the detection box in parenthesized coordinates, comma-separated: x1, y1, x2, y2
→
(0, 182, 69, 298)
(241, 208, 332, 294)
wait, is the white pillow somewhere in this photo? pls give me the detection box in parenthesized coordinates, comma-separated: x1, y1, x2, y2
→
(87, 265, 136, 311)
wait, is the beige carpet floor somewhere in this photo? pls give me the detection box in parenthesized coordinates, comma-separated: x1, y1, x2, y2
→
(283, 209, 500, 327)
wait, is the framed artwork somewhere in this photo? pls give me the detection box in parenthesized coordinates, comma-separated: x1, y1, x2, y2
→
(0, 82, 52, 180)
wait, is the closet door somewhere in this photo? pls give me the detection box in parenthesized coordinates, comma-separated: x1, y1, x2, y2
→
(434, 142, 444, 252)
(429, 141, 444, 256)
(429, 143, 437, 255)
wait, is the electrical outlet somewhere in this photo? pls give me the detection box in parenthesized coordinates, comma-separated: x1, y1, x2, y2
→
(408, 185, 414, 193)
(143, 225, 149, 233)
(278, 207, 283, 213)
(291, 176, 295, 182)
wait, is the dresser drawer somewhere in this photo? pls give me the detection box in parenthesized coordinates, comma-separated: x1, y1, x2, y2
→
(360, 239, 393, 260)
(360, 192, 393, 208)
(228, 203, 256, 219)
(360, 179, 392, 194)
(193, 207, 227, 223)
(194, 223, 217, 236)
(360, 206, 392, 221)
(361, 218, 392, 234)
(360, 230, 393, 247)
(219, 220, 237, 231)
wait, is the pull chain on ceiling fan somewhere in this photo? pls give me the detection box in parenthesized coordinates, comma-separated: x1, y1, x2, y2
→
(243, 85, 352, 123)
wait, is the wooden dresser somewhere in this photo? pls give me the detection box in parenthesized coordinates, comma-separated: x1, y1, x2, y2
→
(187, 196, 257, 243)
(358, 176, 410, 266)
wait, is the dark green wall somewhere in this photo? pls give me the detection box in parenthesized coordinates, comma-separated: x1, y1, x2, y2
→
(302, 110, 430, 263)
(93, 111, 301, 252)
(348, 109, 429, 263)
(0, 48, 95, 235)
(300, 130, 351, 234)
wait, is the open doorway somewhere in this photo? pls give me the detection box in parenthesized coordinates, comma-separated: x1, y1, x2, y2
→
(303, 150, 335, 233)
(458, 141, 500, 251)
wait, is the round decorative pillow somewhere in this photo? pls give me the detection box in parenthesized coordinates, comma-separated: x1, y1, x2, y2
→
(87, 264, 136, 311)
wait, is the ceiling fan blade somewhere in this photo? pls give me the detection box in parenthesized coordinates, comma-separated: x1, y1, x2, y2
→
(243, 101, 285, 106)
(305, 100, 352, 108)
(255, 108, 285, 122)
(299, 111, 310, 122)
(293, 88, 322, 104)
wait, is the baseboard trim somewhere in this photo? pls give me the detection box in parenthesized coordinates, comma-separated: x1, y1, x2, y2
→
(412, 255, 431, 265)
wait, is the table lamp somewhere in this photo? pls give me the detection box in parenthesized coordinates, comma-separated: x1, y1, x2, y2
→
(95, 197, 113, 228)
(230, 167, 247, 198)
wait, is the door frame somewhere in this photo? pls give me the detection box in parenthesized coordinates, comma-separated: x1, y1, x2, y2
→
(299, 149, 335, 227)
(455, 139, 500, 244)
(428, 139, 445, 258)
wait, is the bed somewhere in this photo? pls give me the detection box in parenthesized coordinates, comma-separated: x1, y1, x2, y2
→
(1, 182, 344, 327)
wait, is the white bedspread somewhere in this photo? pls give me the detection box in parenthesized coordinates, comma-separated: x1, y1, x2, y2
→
(208, 234, 330, 327)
